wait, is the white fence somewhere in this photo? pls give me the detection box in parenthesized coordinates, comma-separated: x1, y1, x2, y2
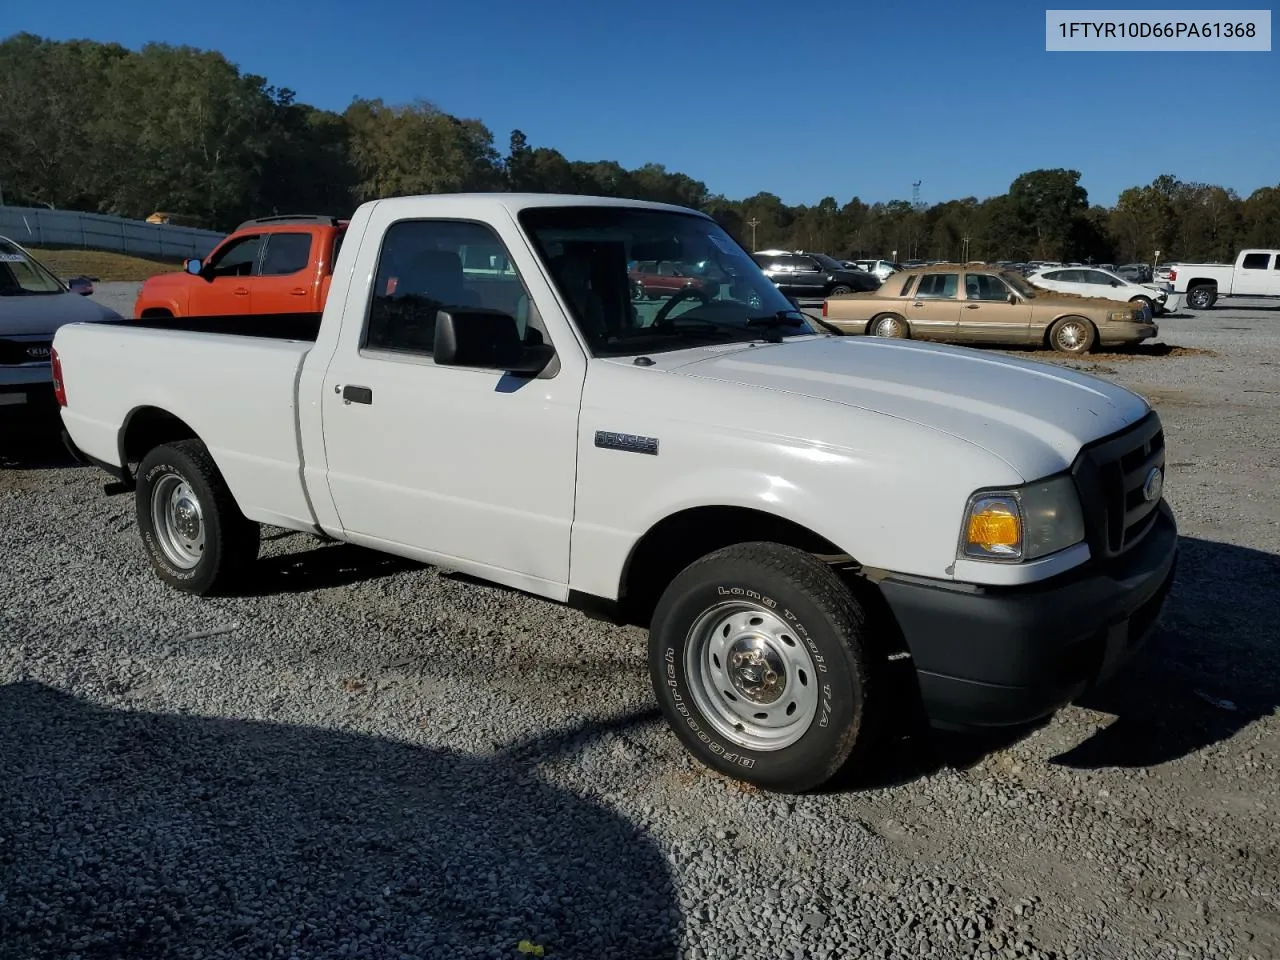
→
(0, 206, 224, 259)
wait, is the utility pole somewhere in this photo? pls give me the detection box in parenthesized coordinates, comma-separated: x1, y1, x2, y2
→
(961, 237, 972, 261)
(747, 217, 761, 250)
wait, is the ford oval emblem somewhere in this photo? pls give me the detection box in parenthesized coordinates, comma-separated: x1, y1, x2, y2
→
(1142, 466, 1163, 503)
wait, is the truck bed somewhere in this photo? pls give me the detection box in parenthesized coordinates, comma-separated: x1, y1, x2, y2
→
(109, 312, 323, 342)
(55, 316, 322, 533)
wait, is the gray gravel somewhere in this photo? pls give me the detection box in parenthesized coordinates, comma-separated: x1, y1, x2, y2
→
(2, 298, 1278, 959)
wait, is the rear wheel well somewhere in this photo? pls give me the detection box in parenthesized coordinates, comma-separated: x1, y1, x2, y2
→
(619, 506, 852, 625)
(120, 407, 199, 473)
(139, 308, 174, 319)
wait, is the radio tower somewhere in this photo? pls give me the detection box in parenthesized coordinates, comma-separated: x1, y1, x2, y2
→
(911, 180, 923, 210)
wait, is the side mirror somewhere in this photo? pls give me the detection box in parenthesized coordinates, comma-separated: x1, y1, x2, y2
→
(1111, 280, 1120, 287)
(1008, 293, 1018, 305)
(184, 258, 203, 276)
(66, 275, 94, 296)
(433, 309, 554, 376)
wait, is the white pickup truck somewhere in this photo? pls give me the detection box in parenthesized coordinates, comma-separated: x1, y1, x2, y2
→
(52, 193, 1178, 793)
(1169, 248, 1280, 309)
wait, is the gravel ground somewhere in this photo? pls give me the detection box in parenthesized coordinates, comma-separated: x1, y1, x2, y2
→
(2, 296, 1278, 960)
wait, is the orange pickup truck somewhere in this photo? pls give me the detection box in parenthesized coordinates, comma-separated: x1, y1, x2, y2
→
(134, 215, 347, 319)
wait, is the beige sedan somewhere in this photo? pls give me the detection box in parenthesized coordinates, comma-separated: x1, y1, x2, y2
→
(820, 264, 1159, 354)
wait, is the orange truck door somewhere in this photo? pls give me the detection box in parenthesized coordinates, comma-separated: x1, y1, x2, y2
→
(190, 234, 263, 316)
(253, 232, 319, 314)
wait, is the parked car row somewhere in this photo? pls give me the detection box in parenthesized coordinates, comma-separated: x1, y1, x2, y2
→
(820, 262, 1160, 354)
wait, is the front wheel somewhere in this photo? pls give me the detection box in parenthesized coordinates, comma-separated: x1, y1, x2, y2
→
(1048, 316, 1097, 354)
(648, 542, 874, 793)
(135, 439, 260, 595)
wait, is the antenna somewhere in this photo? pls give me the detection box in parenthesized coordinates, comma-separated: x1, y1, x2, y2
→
(911, 180, 923, 209)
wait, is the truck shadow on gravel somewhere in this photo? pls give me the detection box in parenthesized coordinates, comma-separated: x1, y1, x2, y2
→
(0, 682, 680, 960)
(245, 538, 423, 594)
(835, 535, 1280, 789)
(1050, 534, 1280, 771)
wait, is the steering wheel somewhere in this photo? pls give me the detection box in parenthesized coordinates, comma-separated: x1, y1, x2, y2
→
(653, 286, 712, 326)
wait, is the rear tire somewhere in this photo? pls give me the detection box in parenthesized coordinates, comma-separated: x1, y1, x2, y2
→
(828, 284, 853, 296)
(648, 542, 875, 793)
(1186, 285, 1216, 310)
(135, 439, 260, 595)
(868, 313, 909, 339)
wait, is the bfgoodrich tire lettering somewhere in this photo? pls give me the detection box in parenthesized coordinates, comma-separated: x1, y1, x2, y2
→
(648, 542, 873, 793)
(135, 439, 260, 596)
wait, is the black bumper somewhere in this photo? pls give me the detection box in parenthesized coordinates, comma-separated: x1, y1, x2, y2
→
(880, 501, 1178, 729)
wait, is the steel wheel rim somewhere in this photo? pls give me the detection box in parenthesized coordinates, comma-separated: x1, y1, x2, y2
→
(875, 317, 901, 337)
(684, 601, 819, 752)
(150, 473, 205, 569)
(1056, 321, 1086, 350)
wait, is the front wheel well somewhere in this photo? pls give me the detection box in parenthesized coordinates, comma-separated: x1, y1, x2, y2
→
(139, 307, 174, 319)
(119, 407, 199, 475)
(619, 506, 852, 625)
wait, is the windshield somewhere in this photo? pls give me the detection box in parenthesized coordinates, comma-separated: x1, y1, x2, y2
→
(0, 239, 66, 296)
(518, 206, 820, 357)
(1001, 270, 1038, 298)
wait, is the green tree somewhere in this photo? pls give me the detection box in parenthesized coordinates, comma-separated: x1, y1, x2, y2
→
(1008, 169, 1088, 259)
(344, 98, 501, 202)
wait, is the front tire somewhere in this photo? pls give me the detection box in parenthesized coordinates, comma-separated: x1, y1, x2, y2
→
(1048, 316, 1097, 354)
(135, 439, 260, 595)
(648, 542, 873, 793)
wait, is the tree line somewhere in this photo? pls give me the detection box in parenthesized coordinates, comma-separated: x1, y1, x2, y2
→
(3, 33, 1278, 264)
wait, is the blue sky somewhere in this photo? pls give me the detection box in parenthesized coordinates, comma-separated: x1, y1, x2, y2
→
(9, 0, 1277, 207)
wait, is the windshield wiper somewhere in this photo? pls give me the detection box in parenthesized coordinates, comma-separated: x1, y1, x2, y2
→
(746, 310, 808, 342)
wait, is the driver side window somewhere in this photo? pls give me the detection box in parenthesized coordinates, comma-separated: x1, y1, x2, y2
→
(206, 236, 263, 279)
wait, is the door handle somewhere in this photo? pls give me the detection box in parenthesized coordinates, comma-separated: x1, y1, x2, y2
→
(341, 384, 373, 405)
(290, 288, 307, 296)
(234, 287, 249, 296)
(912, 301, 924, 307)
(965, 304, 980, 309)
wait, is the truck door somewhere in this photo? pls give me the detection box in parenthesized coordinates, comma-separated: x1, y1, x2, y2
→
(1235, 251, 1272, 296)
(318, 213, 582, 592)
(902, 271, 962, 340)
(191, 234, 261, 316)
(253, 232, 318, 314)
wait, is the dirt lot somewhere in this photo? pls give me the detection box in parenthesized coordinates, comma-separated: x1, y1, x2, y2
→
(1, 300, 1277, 960)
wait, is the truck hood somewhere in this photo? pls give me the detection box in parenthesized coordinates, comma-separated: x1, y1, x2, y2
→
(0, 290, 122, 336)
(663, 336, 1150, 479)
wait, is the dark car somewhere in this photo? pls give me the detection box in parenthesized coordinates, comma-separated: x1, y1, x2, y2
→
(752, 251, 880, 299)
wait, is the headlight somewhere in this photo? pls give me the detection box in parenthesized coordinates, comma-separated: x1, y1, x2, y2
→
(960, 475, 1086, 562)
(1108, 309, 1136, 322)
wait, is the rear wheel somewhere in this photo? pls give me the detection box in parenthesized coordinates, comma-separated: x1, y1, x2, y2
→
(868, 313, 909, 339)
(1048, 316, 1096, 354)
(648, 542, 875, 793)
(828, 284, 853, 296)
(1186, 285, 1216, 310)
(135, 439, 260, 595)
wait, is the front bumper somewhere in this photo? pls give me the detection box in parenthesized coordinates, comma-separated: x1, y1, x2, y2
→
(880, 500, 1177, 729)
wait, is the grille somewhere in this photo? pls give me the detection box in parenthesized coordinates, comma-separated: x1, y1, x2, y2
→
(1072, 411, 1166, 559)
(0, 339, 52, 366)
